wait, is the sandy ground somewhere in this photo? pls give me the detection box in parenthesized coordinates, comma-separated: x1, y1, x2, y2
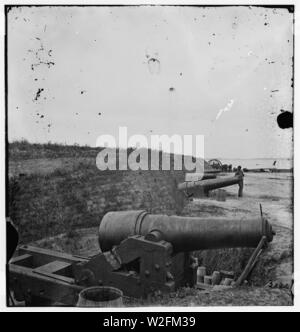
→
(182, 172, 293, 289)
(29, 172, 293, 306)
(185, 172, 293, 228)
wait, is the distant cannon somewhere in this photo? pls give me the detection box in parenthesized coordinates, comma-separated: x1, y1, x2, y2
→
(208, 159, 232, 173)
(208, 158, 222, 170)
(9, 210, 274, 304)
(178, 175, 241, 196)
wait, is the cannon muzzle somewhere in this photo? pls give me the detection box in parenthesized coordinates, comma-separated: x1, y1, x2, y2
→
(99, 210, 274, 252)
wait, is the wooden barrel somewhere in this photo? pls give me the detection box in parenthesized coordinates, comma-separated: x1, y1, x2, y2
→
(77, 286, 123, 307)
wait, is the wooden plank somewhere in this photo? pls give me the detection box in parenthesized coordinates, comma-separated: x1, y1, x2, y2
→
(33, 270, 75, 284)
(9, 264, 83, 305)
(235, 236, 266, 286)
(18, 245, 89, 266)
(9, 254, 32, 266)
(34, 260, 72, 274)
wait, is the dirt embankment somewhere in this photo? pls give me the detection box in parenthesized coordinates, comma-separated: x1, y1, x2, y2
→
(9, 166, 186, 243)
(8, 143, 189, 243)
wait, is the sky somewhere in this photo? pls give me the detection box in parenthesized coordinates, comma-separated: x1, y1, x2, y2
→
(7, 5, 293, 159)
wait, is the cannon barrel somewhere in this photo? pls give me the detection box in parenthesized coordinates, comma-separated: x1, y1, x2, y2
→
(185, 173, 217, 182)
(178, 175, 240, 191)
(98, 210, 274, 252)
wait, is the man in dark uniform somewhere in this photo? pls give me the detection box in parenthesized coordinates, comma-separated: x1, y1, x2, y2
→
(235, 165, 244, 197)
(7, 217, 19, 262)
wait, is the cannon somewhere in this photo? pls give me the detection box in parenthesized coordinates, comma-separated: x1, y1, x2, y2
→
(178, 175, 241, 196)
(185, 172, 217, 182)
(8, 210, 274, 305)
(99, 210, 274, 252)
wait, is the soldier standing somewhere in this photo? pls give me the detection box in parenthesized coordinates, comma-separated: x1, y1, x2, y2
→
(235, 165, 244, 197)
